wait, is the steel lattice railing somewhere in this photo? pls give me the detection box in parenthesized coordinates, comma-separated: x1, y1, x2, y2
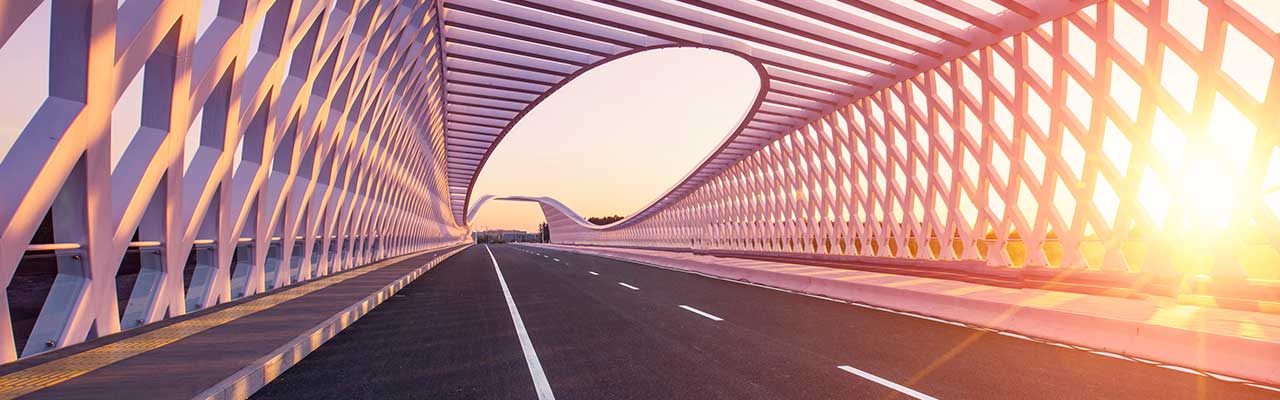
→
(525, 0, 1279, 301)
(0, 0, 466, 361)
(0, 0, 1276, 366)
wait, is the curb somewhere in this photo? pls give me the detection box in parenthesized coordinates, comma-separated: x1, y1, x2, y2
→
(534, 244, 1280, 388)
(194, 244, 470, 400)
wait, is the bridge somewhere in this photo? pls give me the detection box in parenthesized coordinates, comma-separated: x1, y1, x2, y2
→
(0, 0, 1276, 398)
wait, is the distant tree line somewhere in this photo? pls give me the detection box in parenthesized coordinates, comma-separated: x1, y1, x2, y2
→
(587, 215, 624, 225)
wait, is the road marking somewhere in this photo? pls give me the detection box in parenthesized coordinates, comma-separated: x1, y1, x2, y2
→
(1248, 383, 1280, 393)
(837, 366, 935, 400)
(540, 245, 1280, 393)
(1158, 364, 1206, 376)
(485, 245, 556, 400)
(996, 331, 1030, 340)
(553, 258, 560, 261)
(678, 305, 723, 321)
(618, 282, 640, 291)
(1205, 371, 1250, 383)
(588, 271, 599, 276)
(1088, 350, 1129, 361)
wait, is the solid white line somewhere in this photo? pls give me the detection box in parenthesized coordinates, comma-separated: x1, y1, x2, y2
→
(1159, 364, 1207, 376)
(618, 282, 640, 291)
(588, 271, 599, 276)
(1247, 383, 1280, 393)
(485, 245, 556, 400)
(1088, 350, 1130, 361)
(1205, 372, 1250, 383)
(678, 305, 723, 321)
(837, 366, 935, 400)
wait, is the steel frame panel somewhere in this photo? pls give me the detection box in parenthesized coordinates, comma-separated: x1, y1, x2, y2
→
(494, 0, 1279, 294)
(0, 0, 1275, 366)
(0, 0, 466, 361)
(439, 0, 1099, 224)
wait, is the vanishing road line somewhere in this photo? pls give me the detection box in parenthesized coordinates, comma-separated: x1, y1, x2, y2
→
(837, 365, 935, 400)
(618, 282, 640, 291)
(485, 245, 556, 400)
(678, 305, 724, 321)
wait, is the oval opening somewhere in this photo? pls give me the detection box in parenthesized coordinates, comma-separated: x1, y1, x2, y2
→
(469, 47, 760, 232)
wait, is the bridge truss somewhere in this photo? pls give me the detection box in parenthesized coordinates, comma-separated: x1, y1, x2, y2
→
(479, 1, 1279, 310)
(0, 0, 1275, 364)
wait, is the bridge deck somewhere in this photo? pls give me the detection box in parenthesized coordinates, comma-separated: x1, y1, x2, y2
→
(537, 243, 1280, 388)
(0, 245, 467, 400)
(258, 244, 1276, 399)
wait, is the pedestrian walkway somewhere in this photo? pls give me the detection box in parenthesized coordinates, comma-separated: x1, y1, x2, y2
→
(0, 244, 469, 400)
(530, 244, 1280, 388)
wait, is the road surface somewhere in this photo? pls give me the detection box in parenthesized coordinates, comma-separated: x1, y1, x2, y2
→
(253, 244, 1277, 399)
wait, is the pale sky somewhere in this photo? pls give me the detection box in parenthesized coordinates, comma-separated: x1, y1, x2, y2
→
(468, 48, 760, 232)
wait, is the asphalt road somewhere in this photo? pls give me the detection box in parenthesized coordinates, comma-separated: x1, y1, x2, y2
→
(253, 244, 1279, 399)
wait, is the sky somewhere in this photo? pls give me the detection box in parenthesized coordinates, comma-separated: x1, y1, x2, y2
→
(467, 48, 760, 233)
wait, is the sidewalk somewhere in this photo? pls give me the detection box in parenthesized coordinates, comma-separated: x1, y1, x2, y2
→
(0, 243, 469, 400)
(532, 243, 1280, 388)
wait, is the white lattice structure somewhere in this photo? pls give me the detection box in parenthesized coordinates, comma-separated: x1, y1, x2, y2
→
(491, 0, 1279, 306)
(0, 0, 1277, 365)
(0, 0, 467, 361)
(434, 0, 1097, 226)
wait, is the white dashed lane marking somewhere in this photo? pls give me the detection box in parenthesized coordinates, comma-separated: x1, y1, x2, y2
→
(678, 305, 723, 321)
(837, 366, 935, 400)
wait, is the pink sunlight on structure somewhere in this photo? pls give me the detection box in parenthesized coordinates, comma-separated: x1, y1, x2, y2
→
(468, 48, 760, 232)
(0, 0, 1274, 273)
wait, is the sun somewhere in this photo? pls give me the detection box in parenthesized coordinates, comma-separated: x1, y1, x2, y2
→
(1135, 94, 1259, 233)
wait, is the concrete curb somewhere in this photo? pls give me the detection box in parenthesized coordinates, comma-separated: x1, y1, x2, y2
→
(193, 244, 471, 400)
(535, 244, 1280, 387)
